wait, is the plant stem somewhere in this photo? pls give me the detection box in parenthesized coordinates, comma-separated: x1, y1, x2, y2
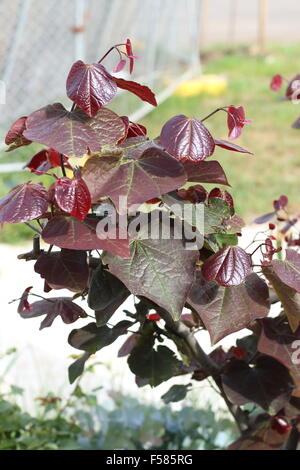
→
(201, 107, 228, 123)
(23, 222, 42, 235)
(160, 308, 249, 433)
(60, 153, 67, 177)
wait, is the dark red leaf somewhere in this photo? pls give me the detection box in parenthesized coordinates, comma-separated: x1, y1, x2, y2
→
(214, 139, 253, 155)
(160, 115, 215, 162)
(25, 148, 70, 173)
(202, 246, 251, 287)
(228, 415, 290, 450)
(254, 211, 276, 224)
(34, 249, 89, 292)
(286, 74, 300, 101)
(19, 297, 86, 330)
(103, 216, 199, 320)
(112, 77, 157, 107)
(292, 116, 300, 129)
(263, 265, 300, 332)
(66, 61, 117, 116)
(270, 74, 283, 92)
(54, 173, 91, 220)
(222, 356, 293, 413)
(126, 121, 147, 138)
(0, 182, 48, 223)
(227, 106, 251, 140)
(42, 215, 130, 258)
(183, 160, 230, 186)
(23, 103, 126, 157)
(113, 59, 126, 73)
(82, 145, 187, 213)
(208, 188, 234, 209)
(5, 116, 31, 152)
(118, 333, 139, 357)
(258, 316, 300, 392)
(272, 249, 300, 293)
(273, 195, 288, 210)
(17, 286, 33, 314)
(188, 272, 269, 343)
(178, 185, 207, 204)
(125, 38, 135, 73)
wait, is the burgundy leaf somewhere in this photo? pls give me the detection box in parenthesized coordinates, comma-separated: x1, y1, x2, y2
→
(292, 116, 300, 129)
(17, 286, 33, 314)
(183, 160, 230, 186)
(0, 182, 48, 223)
(229, 416, 290, 450)
(5, 116, 31, 152)
(118, 333, 139, 357)
(42, 215, 130, 258)
(112, 77, 157, 107)
(272, 249, 300, 293)
(270, 74, 283, 92)
(202, 246, 251, 287)
(273, 195, 288, 210)
(188, 272, 269, 344)
(25, 148, 70, 173)
(103, 216, 199, 320)
(286, 74, 300, 101)
(66, 61, 118, 116)
(19, 297, 86, 330)
(227, 106, 251, 140)
(160, 114, 215, 162)
(258, 316, 300, 392)
(82, 146, 187, 213)
(208, 188, 234, 210)
(222, 356, 293, 413)
(262, 265, 300, 332)
(214, 139, 253, 155)
(178, 185, 207, 204)
(254, 211, 276, 224)
(113, 59, 126, 73)
(126, 121, 147, 138)
(23, 103, 126, 157)
(125, 38, 135, 73)
(34, 249, 89, 292)
(54, 173, 91, 220)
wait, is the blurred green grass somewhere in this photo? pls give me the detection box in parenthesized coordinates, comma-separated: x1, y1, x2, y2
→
(1, 43, 300, 244)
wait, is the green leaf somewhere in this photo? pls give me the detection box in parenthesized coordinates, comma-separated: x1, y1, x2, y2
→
(68, 320, 133, 353)
(204, 198, 232, 234)
(161, 384, 191, 404)
(213, 233, 238, 248)
(88, 264, 129, 312)
(128, 335, 182, 387)
(68, 351, 91, 384)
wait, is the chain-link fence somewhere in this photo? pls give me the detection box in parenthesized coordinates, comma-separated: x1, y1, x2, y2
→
(0, 0, 202, 143)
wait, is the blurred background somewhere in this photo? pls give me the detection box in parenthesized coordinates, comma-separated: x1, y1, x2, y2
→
(1, 0, 300, 450)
